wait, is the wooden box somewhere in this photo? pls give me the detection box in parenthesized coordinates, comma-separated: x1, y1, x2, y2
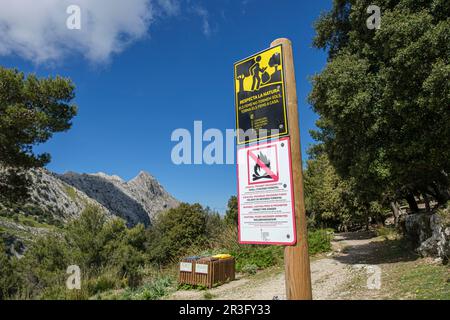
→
(178, 257, 235, 288)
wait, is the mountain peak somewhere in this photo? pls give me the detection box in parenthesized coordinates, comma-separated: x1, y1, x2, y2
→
(57, 169, 179, 226)
(137, 170, 153, 178)
(130, 171, 157, 183)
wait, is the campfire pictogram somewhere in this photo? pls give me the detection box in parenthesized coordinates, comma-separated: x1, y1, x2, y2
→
(252, 152, 272, 181)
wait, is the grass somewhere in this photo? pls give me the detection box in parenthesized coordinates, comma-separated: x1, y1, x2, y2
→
(393, 261, 450, 300)
(115, 275, 175, 300)
(64, 186, 78, 202)
(17, 215, 52, 229)
(437, 205, 450, 227)
(375, 226, 399, 240)
(203, 291, 216, 300)
(339, 236, 449, 300)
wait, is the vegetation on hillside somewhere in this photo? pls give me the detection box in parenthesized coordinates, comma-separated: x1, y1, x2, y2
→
(0, 199, 333, 300)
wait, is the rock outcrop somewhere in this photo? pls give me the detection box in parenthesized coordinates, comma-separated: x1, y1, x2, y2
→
(405, 208, 450, 264)
(6, 168, 178, 227)
(58, 170, 178, 226)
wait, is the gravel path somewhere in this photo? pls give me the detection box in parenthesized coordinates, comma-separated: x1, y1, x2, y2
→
(169, 231, 379, 300)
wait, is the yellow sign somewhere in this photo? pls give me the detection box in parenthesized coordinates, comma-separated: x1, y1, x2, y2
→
(234, 45, 288, 144)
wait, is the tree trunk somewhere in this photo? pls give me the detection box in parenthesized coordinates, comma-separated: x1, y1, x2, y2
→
(390, 201, 402, 227)
(406, 193, 419, 212)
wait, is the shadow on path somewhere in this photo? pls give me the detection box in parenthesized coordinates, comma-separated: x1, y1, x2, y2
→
(333, 232, 419, 266)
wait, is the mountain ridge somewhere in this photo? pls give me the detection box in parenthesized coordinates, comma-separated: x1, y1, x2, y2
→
(2, 168, 179, 227)
(57, 170, 178, 226)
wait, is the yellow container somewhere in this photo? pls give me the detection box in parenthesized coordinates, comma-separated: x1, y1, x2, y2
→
(212, 254, 232, 260)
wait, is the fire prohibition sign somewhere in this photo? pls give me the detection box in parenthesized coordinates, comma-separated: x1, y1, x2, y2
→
(237, 137, 296, 245)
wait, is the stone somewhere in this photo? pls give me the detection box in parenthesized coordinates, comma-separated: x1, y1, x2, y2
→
(405, 210, 450, 263)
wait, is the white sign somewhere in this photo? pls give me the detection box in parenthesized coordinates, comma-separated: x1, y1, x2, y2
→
(180, 262, 193, 272)
(237, 137, 296, 245)
(195, 264, 209, 274)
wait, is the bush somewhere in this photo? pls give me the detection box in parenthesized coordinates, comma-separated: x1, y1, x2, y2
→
(232, 245, 284, 271)
(17, 205, 150, 298)
(308, 229, 332, 255)
(213, 225, 283, 272)
(241, 263, 258, 275)
(146, 203, 221, 265)
(86, 271, 120, 295)
(121, 276, 173, 300)
(0, 239, 22, 299)
(375, 226, 399, 240)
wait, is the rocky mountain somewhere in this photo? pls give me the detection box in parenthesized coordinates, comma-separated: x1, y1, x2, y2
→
(10, 169, 178, 227)
(58, 171, 178, 226)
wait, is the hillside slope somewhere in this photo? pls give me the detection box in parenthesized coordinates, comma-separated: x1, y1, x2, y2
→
(0, 169, 178, 227)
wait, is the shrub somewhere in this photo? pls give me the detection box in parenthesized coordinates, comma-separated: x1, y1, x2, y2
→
(17, 205, 150, 298)
(146, 203, 216, 265)
(86, 271, 119, 295)
(241, 263, 258, 275)
(203, 291, 215, 300)
(308, 229, 332, 255)
(121, 276, 173, 300)
(0, 239, 22, 299)
(375, 226, 399, 240)
(232, 245, 284, 271)
(214, 225, 283, 272)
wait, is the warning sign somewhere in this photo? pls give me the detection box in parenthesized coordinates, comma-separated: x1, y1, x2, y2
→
(248, 144, 279, 185)
(237, 137, 296, 245)
(234, 45, 288, 145)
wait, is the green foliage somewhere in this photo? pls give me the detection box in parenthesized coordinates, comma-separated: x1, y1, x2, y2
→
(203, 291, 216, 300)
(308, 229, 333, 255)
(10, 205, 148, 299)
(397, 263, 450, 300)
(241, 263, 258, 275)
(1, 196, 334, 300)
(305, 153, 389, 230)
(121, 276, 173, 300)
(232, 245, 284, 272)
(305, 153, 361, 229)
(224, 196, 238, 226)
(310, 0, 450, 210)
(0, 67, 77, 203)
(436, 204, 450, 227)
(214, 224, 283, 272)
(64, 186, 78, 201)
(0, 239, 22, 299)
(375, 226, 399, 240)
(146, 203, 220, 265)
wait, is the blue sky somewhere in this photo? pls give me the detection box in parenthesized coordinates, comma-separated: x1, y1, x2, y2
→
(0, 0, 331, 213)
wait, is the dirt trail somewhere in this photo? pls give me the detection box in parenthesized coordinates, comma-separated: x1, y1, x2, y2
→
(169, 231, 385, 300)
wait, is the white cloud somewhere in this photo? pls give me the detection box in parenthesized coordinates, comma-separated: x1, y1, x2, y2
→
(157, 0, 181, 16)
(192, 6, 211, 37)
(0, 0, 159, 64)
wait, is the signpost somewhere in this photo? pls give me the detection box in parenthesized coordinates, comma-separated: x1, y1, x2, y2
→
(234, 39, 312, 300)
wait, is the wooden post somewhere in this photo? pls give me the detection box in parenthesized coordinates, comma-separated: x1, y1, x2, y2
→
(270, 38, 312, 300)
